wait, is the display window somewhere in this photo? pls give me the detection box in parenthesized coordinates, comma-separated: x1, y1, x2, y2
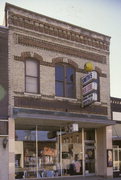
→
(15, 126, 95, 179)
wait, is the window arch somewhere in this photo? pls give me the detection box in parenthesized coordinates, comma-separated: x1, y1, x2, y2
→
(55, 63, 76, 98)
(25, 59, 39, 93)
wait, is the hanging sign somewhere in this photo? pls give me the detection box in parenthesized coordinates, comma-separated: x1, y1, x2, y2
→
(82, 82, 98, 96)
(82, 71, 98, 86)
(81, 71, 98, 107)
(82, 93, 97, 107)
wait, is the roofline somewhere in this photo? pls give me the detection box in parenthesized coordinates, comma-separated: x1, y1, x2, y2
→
(5, 3, 111, 39)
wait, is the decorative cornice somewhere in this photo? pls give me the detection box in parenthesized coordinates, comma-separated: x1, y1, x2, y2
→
(8, 12, 110, 51)
(15, 33, 107, 64)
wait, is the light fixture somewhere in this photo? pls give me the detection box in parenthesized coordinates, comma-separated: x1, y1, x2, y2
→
(3, 137, 8, 148)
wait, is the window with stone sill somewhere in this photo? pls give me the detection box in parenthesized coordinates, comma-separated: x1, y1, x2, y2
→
(25, 59, 39, 94)
(55, 63, 76, 98)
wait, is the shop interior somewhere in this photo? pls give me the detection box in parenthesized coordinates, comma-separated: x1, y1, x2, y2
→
(15, 121, 96, 179)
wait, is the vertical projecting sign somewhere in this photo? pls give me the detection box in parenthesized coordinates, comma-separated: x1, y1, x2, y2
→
(81, 63, 99, 107)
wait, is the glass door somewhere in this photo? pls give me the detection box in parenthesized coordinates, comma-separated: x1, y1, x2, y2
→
(61, 130, 83, 176)
(84, 129, 95, 175)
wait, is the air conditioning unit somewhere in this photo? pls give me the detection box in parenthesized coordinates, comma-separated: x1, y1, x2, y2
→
(69, 123, 78, 132)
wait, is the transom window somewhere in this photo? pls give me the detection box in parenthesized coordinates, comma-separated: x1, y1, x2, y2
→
(25, 59, 39, 93)
(55, 64, 75, 98)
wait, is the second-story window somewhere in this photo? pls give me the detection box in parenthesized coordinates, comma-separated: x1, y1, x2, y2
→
(55, 64, 75, 98)
(25, 59, 39, 93)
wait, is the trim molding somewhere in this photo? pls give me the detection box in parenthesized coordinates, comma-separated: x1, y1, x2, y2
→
(8, 12, 110, 51)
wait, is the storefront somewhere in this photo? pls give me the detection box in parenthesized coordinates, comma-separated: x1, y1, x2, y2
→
(2, 3, 113, 180)
(14, 107, 114, 179)
(15, 126, 96, 178)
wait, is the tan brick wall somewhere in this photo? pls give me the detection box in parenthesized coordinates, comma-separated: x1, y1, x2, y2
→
(13, 60, 24, 92)
(40, 65, 55, 96)
(7, 6, 111, 117)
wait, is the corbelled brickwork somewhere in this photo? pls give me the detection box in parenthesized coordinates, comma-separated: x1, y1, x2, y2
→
(6, 10, 110, 51)
(16, 33, 107, 64)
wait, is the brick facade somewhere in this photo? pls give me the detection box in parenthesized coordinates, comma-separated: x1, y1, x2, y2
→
(3, 3, 114, 179)
(5, 3, 111, 118)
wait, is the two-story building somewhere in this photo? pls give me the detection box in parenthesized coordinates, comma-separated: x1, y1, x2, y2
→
(0, 3, 115, 180)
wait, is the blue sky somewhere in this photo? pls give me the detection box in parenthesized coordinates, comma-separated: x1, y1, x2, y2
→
(0, 0, 121, 98)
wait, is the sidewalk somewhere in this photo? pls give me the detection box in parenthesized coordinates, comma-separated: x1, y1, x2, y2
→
(24, 175, 121, 180)
(41, 176, 121, 180)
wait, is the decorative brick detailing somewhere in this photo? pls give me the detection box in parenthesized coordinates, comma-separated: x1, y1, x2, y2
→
(52, 57, 64, 64)
(14, 55, 107, 77)
(33, 53, 43, 61)
(21, 51, 31, 60)
(68, 59, 79, 69)
(14, 51, 43, 61)
(16, 34, 106, 64)
(9, 12, 110, 51)
(14, 96, 108, 115)
(52, 57, 79, 70)
(95, 66, 103, 75)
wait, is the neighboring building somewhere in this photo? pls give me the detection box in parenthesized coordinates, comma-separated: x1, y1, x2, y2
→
(0, 26, 8, 180)
(111, 97, 121, 175)
(0, 3, 115, 180)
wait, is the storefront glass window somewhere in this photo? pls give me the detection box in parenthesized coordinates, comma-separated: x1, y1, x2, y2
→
(15, 126, 95, 179)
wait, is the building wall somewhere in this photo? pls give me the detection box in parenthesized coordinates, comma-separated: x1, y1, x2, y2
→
(4, 3, 113, 180)
(0, 27, 8, 117)
(5, 3, 111, 119)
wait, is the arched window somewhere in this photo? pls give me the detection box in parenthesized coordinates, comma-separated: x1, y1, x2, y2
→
(25, 59, 39, 93)
(55, 64, 75, 98)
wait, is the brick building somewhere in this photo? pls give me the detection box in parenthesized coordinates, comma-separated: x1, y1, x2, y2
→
(0, 3, 115, 180)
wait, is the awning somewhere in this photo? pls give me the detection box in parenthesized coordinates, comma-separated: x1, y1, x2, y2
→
(13, 107, 115, 130)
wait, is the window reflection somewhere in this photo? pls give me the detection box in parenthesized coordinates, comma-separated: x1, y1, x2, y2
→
(15, 128, 96, 178)
(55, 63, 75, 98)
(15, 129, 84, 178)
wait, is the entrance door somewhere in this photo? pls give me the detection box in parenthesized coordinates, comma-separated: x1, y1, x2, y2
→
(84, 129, 95, 175)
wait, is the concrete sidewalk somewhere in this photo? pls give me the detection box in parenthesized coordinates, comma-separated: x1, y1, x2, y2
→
(24, 175, 121, 180)
(41, 176, 121, 180)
